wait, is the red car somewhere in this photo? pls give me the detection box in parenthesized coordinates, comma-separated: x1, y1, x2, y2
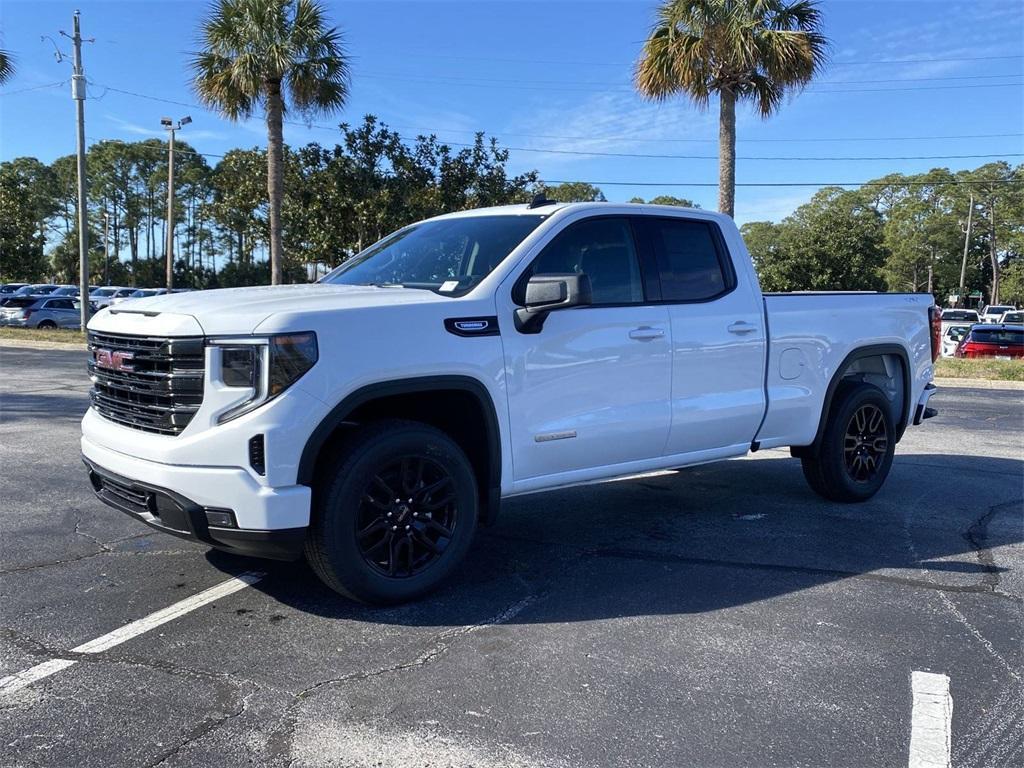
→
(954, 324, 1024, 359)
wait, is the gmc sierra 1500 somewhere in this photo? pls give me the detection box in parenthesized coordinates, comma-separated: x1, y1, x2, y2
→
(82, 200, 940, 603)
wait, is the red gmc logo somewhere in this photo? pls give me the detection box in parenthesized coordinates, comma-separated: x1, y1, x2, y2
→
(95, 349, 134, 372)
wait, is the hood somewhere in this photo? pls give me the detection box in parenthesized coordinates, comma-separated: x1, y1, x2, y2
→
(86, 283, 450, 337)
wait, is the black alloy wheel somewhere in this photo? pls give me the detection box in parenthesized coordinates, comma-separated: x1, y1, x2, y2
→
(356, 456, 459, 578)
(843, 403, 889, 483)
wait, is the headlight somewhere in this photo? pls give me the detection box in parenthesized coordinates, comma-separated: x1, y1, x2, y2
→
(212, 332, 318, 424)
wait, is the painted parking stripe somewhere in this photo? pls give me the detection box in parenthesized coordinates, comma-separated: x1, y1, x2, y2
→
(0, 571, 264, 697)
(909, 671, 953, 768)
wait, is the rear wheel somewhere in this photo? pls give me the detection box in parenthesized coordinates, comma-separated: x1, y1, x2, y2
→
(37, 320, 57, 329)
(305, 420, 478, 604)
(800, 382, 895, 503)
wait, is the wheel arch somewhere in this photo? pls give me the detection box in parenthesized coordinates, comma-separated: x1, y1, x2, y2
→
(298, 375, 502, 525)
(791, 343, 911, 457)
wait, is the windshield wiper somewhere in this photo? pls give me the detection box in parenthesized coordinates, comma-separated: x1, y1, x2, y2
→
(361, 282, 405, 288)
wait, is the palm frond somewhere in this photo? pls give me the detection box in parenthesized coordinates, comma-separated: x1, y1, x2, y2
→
(0, 49, 14, 85)
(635, 0, 829, 116)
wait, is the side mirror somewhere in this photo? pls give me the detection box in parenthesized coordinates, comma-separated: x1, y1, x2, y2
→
(515, 273, 592, 333)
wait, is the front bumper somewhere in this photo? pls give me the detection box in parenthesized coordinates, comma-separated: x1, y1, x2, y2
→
(83, 457, 307, 561)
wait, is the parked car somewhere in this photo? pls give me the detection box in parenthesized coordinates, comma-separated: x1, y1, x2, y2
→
(82, 200, 941, 604)
(107, 287, 151, 306)
(0, 283, 29, 295)
(0, 296, 83, 329)
(998, 310, 1023, 325)
(90, 286, 129, 309)
(126, 288, 169, 300)
(954, 324, 1024, 359)
(979, 304, 1015, 324)
(941, 324, 972, 357)
(11, 283, 59, 297)
(940, 309, 979, 325)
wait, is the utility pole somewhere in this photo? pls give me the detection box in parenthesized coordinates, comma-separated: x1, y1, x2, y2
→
(66, 11, 91, 330)
(103, 210, 110, 285)
(958, 194, 973, 308)
(161, 115, 191, 289)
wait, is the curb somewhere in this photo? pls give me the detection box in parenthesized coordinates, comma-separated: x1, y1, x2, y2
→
(933, 377, 1024, 391)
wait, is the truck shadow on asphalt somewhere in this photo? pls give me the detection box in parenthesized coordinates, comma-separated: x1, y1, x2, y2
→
(205, 452, 1023, 626)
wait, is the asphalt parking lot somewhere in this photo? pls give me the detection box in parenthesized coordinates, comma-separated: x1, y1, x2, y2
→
(1, 345, 1021, 768)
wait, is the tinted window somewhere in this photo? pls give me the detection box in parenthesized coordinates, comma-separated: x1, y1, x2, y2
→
(645, 219, 730, 301)
(524, 217, 643, 305)
(3, 297, 35, 307)
(972, 328, 1024, 344)
(1002, 312, 1024, 324)
(323, 214, 547, 295)
(942, 310, 978, 321)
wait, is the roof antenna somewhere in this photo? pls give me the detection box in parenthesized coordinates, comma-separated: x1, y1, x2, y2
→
(527, 191, 558, 209)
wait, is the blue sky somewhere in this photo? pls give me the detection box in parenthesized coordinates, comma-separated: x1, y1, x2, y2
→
(1, 0, 1022, 224)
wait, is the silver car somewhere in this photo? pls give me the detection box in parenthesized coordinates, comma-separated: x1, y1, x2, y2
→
(0, 296, 83, 329)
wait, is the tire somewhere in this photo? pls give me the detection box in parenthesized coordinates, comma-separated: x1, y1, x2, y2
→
(37, 320, 57, 329)
(305, 419, 479, 604)
(800, 382, 896, 503)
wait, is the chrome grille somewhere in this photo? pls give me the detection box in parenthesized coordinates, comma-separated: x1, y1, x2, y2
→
(87, 331, 205, 435)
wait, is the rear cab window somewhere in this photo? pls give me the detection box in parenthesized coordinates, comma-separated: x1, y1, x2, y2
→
(633, 216, 735, 302)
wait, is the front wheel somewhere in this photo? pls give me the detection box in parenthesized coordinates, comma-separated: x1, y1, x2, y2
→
(305, 420, 478, 604)
(800, 382, 896, 503)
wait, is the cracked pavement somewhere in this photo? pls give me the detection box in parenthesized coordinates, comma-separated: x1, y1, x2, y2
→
(1, 345, 1022, 767)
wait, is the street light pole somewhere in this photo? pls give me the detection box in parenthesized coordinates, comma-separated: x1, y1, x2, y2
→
(161, 115, 191, 290)
(958, 194, 973, 309)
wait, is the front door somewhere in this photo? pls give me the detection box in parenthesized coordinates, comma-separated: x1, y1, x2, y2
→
(499, 216, 672, 484)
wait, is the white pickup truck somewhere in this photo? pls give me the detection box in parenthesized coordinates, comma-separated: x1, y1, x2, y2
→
(82, 201, 941, 603)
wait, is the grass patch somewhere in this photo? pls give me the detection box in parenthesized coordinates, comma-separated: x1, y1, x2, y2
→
(935, 357, 1024, 382)
(0, 327, 86, 345)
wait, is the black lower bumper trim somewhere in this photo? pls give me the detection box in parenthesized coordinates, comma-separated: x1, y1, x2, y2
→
(83, 456, 306, 561)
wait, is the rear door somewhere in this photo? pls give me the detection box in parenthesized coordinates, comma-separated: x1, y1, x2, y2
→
(632, 215, 767, 456)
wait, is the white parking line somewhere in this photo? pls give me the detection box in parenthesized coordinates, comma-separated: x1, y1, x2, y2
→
(909, 671, 953, 768)
(0, 571, 264, 697)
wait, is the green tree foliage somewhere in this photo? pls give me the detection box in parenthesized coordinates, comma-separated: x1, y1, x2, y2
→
(743, 187, 887, 292)
(628, 195, 699, 208)
(541, 182, 606, 202)
(192, 0, 351, 285)
(0, 158, 59, 281)
(635, 0, 827, 217)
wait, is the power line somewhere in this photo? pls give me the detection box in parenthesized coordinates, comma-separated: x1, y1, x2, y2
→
(0, 80, 66, 96)
(540, 178, 1024, 188)
(358, 71, 1024, 94)
(357, 69, 1023, 88)
(389, 125, 1024, 144)
(371, 51, 1024, 68)
(432, 142, 1024, 162)
(92, 83, 1024, 162)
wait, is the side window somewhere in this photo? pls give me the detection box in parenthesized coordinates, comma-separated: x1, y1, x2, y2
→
(647, 219, 732, 302)
(521, 217, 644, 305)
(51, 299, 73, 310)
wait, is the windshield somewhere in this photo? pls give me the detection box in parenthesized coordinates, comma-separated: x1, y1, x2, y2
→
(972, 328, 1024, 344)
(1002, 312, 1023, 324)
(93, 288, 118, 297)
(321, 214, 547, 295)
(942, 310, 977, 321)
(986, 306, 1013, 315)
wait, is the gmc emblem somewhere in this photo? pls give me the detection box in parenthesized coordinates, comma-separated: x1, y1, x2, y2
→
(95, 348, 134, 372)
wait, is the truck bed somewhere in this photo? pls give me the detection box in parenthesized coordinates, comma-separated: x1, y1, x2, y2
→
(755, 292, 935, 450)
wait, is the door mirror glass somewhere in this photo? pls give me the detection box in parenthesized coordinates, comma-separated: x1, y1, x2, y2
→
(516, 273, 592, 333)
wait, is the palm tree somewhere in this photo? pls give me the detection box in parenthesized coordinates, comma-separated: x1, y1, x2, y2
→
(0, 49, 14, 85)
(636, 0, 828, 217)
(192, 0, 349, 284)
